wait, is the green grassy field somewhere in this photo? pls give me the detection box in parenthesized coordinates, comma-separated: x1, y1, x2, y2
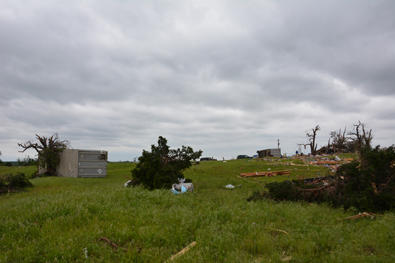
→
(1, 158, 394, 262)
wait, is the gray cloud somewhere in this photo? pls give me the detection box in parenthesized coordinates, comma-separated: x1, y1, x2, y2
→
(1, 0, 394, 161)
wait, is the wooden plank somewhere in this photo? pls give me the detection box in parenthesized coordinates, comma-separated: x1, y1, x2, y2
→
(240, 170, 291, 177)
(166, 241, 197, 262)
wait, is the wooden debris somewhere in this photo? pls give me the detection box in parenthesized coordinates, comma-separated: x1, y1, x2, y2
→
(316, 161, 340, 165)
(337, 212, 382, 221)
(167, 241, 197, 262)
(124, 174, 132, 180)
(265, 227, 288, 234)
(296, 183, 333, 192)
(371, 182, 378, 194)
(281, 256, 292, 261)
(239, 170, 291, 177)
(98, 237, 128, 252)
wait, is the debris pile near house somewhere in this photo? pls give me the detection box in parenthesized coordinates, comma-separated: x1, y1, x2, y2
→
(250, 145, 395, 212)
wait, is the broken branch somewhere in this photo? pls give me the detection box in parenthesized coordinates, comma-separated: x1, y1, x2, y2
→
(98, 237, 128, 252)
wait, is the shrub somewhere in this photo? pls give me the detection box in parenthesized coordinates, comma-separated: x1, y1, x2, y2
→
(0, 173, 33, 194)
(131, 136, 202, 190)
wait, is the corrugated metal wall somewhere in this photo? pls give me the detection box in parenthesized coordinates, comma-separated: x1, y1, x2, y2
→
(78, 150, 108, 177)
(270, 148, 282, 157)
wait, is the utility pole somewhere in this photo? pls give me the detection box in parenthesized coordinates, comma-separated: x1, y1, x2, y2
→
(277, 139, 280, 149)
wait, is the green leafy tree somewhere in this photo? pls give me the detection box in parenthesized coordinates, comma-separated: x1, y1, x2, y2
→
(131, 136, 202, 190)
(18, 134, 70, 176)
(17, 155, 38, 166)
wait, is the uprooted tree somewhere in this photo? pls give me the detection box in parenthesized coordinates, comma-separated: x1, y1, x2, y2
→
(252, 122, 395, 212)
(131, 136, 202, 190)
(18, 134, 70, 176)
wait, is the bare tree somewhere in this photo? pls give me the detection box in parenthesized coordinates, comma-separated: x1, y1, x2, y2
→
(306, 125, 321, 156)
(348, 121, 373, 161)
(330, 127, 349, 153)
(18, 134, 70, 176)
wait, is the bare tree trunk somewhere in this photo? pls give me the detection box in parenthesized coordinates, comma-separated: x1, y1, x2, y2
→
(307, 125, 321, 156)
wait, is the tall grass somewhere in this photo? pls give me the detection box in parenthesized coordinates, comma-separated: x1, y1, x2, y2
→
(1, 159, 394, 262)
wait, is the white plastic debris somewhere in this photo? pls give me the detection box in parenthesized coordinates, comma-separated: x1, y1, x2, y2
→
(335, 156, 341, 161)
(171, 178, 194, 194)
(124, 180, 132, 187)
(225, 184, 235, 189)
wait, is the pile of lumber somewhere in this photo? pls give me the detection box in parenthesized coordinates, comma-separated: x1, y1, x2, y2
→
(239, 170, 291, 178)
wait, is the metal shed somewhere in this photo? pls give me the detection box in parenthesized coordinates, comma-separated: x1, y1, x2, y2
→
(40, 149, 108, 178)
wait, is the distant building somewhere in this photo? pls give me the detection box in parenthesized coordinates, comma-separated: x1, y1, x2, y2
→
(257, 148, 281, 158)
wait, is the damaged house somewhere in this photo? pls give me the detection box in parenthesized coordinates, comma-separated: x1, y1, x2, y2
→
(257, 148, 282, 158)
(39, 149, 108, 178)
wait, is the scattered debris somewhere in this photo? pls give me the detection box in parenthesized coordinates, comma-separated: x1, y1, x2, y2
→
(124, 180, 132, 187)
(239, 170, 291, 178)
(225, 184, 242, 189)
(316, 161, 340, 165)
(280, 256, 292, 261)
(98, 237, 128, 252)
(265, 227, 288, 234)
(166, 241, 197, 262)
(337, 212, 382, 221)
(171, 178, 194, 194)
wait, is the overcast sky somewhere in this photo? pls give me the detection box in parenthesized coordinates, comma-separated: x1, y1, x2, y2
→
(1, 0, 394, 161)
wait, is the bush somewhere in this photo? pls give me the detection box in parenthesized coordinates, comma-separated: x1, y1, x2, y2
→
(131, 136, 202, 190)
(0, 173, 33, 194)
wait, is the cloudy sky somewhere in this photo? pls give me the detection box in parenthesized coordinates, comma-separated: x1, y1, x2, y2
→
(1, 0, 394, 161)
